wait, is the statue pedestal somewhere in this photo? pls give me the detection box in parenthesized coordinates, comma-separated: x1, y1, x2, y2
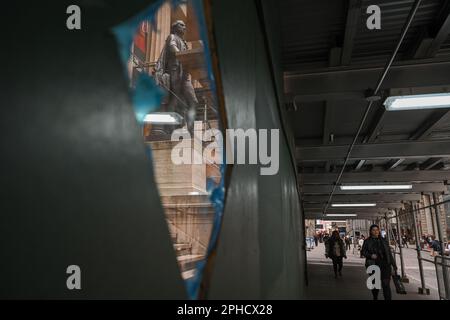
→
(147, 139, 207, 196)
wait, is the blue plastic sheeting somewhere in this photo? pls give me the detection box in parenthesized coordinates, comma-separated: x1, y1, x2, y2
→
(112, 0, 165, 123)
(112, 0, 226, 300)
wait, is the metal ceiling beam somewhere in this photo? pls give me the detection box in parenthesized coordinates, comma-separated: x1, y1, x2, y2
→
(303, 194, 422, 203)
(304, 213, 395, 219)
(420, 157, 444, 170)
(302, 182, 448, 194)
(354, 159, 366, 171)
(427, 1, 450, 57)
(323, 101, 333, 172)
(341, 0, 362, 65)
(409, 110, 450, 140)
(405, 163, 420, 171)
(306, 207, 386, 212)
(304, 211, 387, 217)
(288, 91, 365, 102)
(385, 158, 405, 170)
(305, 214, 388, 220)
(304, 212, 383, 219)
(299, 170, 450, 184)
(296, 140, 450, 161)
(402, 108, 450, 173)
(363, 105, 386, 143)
(409, 27, 435, 59)
(304, 203, 403, 210)
(285, 61, 450, 97)
(322, 101, 333, 145)
(329, 46, 342, 67)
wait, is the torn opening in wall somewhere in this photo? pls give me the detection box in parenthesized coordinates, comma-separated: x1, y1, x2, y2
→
(112, 0, 226, 299)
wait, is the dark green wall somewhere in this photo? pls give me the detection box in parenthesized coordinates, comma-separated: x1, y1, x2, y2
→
(0, 0, 305, 299)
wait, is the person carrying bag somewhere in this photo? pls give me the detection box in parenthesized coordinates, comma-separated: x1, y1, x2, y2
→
(362, 224, 399, 300)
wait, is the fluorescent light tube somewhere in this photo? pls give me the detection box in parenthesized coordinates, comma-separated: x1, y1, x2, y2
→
(340, 184, 412, 190)
(326, 214, 357, 217)
(143, 112, 183, 124)
(331, 203, 376, 207)
(384, 93, 450, 111)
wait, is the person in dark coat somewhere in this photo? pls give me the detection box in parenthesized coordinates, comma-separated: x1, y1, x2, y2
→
(325, 230, 347, 278)
(323, 233, 330, 245)
(362, 224, 398, 300)
(401, 234, 409, 248)
(344, 236, 351, 251)
(314, 233, 319, 247)
(430, 235, 442, 256)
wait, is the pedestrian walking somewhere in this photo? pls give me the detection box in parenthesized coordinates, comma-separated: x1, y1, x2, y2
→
(323, 233, 330, 245)
(345, 236, 351, 251)
(358, 235, 365, 258)
(325, 230, 347, 278)
(362, 224, 398, 300)
(402, 234, 409, 248)
(430, 236, 442, 257)
(427, 235, 433, 247)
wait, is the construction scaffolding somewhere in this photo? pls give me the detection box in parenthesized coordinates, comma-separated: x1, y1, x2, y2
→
(380, 193, 450, 299)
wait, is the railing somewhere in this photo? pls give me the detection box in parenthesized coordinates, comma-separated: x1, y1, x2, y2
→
(379, 191, 450, 298)
(435, 255, 450, 300)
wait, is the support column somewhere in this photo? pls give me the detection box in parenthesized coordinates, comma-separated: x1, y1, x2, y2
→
(395, 209, 409, 283)
(412, 203, 430, 295)
(432, 193, 450, 299)
(432, 193, 445, 255)
(384, 213, 390, 244)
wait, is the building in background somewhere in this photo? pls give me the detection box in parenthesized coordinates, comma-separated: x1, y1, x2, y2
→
(346, 219, 371, 238)
(129, 0, 222, 281)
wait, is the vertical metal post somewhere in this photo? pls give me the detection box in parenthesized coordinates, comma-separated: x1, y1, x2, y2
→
(428, 194, 437, 237)
(385, 213, 390, 244)
(352, 219, 355, 238)
(432, 192, 449, 299)
(395, 209, 408, 282)
(412, 202, 429, 295)
(432, 193, 445, 255)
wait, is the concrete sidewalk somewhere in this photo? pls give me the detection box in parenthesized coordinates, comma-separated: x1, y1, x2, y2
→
(393, 246, 439, 294)
(305, 243, 439, 300)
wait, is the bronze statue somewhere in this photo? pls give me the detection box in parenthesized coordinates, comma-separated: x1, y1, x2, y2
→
(154, 20, 198, 127)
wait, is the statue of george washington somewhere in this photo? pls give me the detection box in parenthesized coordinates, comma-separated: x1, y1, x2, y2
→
(154, 20, 198, 127)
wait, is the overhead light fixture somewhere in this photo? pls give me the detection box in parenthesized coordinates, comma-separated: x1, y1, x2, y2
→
(143, 112, 183, 124)
(384, 93, 450, 111)
(340, 184, 412, 190)
(326, 214, 357, 217)
(331, 203, 376, 207)
(188, 191, 200, 195)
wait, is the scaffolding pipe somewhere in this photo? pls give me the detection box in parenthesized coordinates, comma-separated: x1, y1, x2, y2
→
(412, 203, 429, 295)
(384, 213, 390, 244)
(432, 193, 445, 255)
(395, 209, 408, 281)
(432, 193, 450, 299)
(385, 197, 450, 222)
